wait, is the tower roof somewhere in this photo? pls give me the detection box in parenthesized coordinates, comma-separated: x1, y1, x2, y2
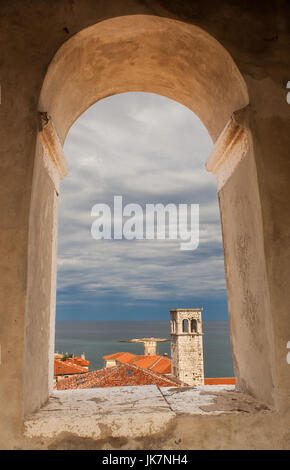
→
(170, 308, 202, 312)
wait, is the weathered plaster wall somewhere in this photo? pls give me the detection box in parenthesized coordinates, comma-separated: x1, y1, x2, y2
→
(23, 137, 59, 415)
(0, 0, 289, 449)
(247, 76, 290, 412)
(27, 10, 249, 425)
(219, 145, 276, 406)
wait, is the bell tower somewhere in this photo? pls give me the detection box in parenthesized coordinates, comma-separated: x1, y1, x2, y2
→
(170, 308, 204, 386)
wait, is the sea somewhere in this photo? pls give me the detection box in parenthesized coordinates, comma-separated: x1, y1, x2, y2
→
(55, 321, 234, 378)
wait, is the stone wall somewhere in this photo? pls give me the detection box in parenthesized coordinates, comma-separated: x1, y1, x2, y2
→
(171, 309, 204, 386)
(144, 341, 157, 356)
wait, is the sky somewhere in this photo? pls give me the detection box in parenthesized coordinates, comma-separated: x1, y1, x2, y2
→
(56, 92, 228, 322)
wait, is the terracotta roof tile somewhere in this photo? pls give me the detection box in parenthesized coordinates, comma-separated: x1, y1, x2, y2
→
(108, 353, 172, 374)
(132, 355, 161, 369)
(103, 352, 126, 360)
(103, 352, 137, 363)
(151, 357, 172, 374)
(72, 356, 90, 367)
(56, 363, 182, 390)
(116, 353, 138, 364)
(54, 359, 87, 376)
(100, 352, 236, 387)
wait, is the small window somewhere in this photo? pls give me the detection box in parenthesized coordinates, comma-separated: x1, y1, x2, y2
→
(172, 319, 177, 333)
(182, 319, 189, 332)
(191, 319, 197, 333)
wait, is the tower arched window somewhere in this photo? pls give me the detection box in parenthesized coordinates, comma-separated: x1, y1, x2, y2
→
(191, 319, 198, 333)
(182, 319, 189, 333)
(171, 320, 177, 333)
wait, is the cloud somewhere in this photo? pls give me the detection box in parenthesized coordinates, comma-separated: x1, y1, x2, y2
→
(57, 92, 226, 319)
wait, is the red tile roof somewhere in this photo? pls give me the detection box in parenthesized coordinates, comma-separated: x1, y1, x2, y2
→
(132, 355, 161, 369)
(56, 363, 182, 390)
(103, 352, 138, 364)
(103, 352, 172, 374)
(72, 356, 90, 367)
(102, 352, 235, 385)
(151, 357, 172, 374)
(204, 377, 236, 385)
(54, 359, 88, 376)
(103, 352, 127, 360)
(113, 353, 137, 364)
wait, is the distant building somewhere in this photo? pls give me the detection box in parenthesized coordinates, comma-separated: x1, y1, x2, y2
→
(103, 352, 171, 374)
(118, 337, 169, 356)
(170, 308, 204, 386)
(56, 356, 235, 390)
(71, 355, 90, 369)
(53, 353, 90, 387)
(54, 310, 235, 390)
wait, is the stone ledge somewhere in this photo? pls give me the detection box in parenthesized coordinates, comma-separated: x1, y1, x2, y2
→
(24, 384, 270, 442)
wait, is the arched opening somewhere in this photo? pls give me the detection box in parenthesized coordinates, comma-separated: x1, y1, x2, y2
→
(182, 319, 189, 333)
(172, 320, 177, 334)
(55, 91, 232, 380)
(191, 319, 198, 334)
(25, 14, 269, 418)
(38, 16, 248, 145)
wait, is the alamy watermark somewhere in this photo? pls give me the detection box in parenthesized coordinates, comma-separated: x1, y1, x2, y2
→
(91, 196, 199, 251)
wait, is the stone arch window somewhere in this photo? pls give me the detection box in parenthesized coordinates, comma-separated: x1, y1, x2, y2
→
(182, 319, 189, 333)
(172, 320, 177, 333)
(191, 319, 198, 333)
(22, 14, 265, 425)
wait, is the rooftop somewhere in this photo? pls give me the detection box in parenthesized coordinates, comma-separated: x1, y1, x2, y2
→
(56, 362, 182, 390)
(54, 359, 87, 376)
(54, 357, 90, 376)
(103, 352, 236, 384)
(104, 351, 172, 373)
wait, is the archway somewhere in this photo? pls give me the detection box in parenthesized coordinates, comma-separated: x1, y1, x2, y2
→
(38, 15, 248, 143)
(25, 15, 277, 418)
(55, 91, 233, 379)
(182, 320, 189, 333)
